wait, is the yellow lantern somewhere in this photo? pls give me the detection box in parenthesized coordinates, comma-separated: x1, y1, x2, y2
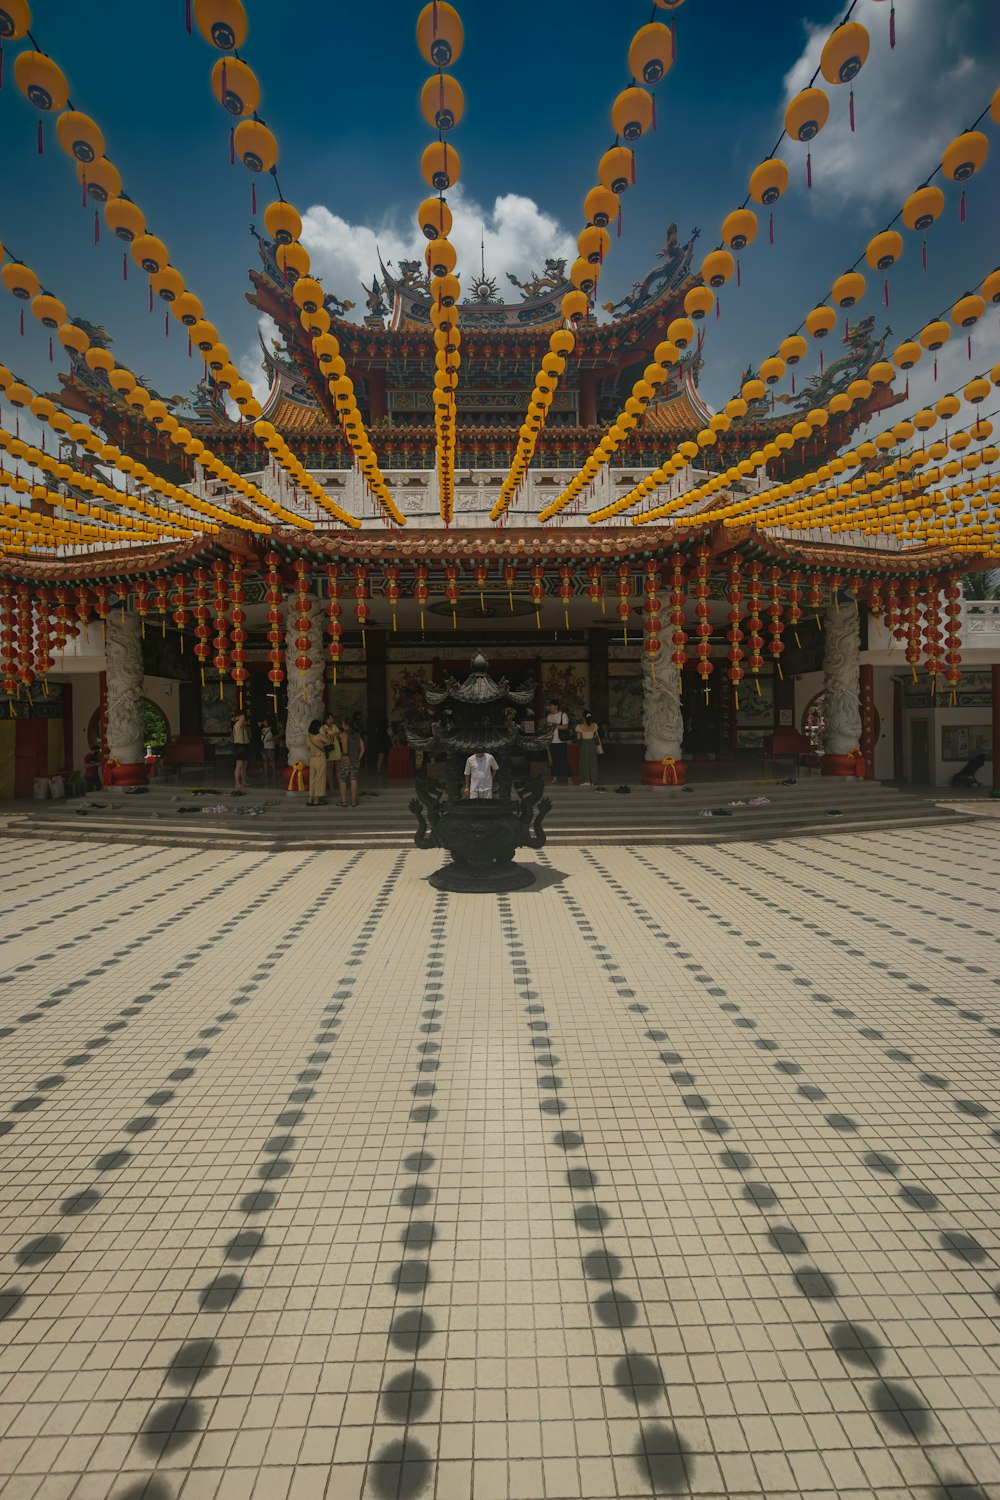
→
(952, 294, 984, 329)
(654, 340, 679, 366)
(562, 290, 589, 323)
(234, 119, 277, 173)
(867, 362, 893, 385)
(983, 269, 1000, 305)
(760, 356, 785, 385)
(276, 241, 310, 282)
(14, 50, 69, 113)
(935, 394, 960, 419)
(31, 293, 66, 329)
(725, 397, 748, 420)
(417, 196, 453, 240)
(173, 291, 203, 326)
(55, 110, 105, 163)
(416, 2, 463, 67)
(722, 208, 756, 251)
(58, 322, 90, 354)
(748, 158, 788, 206)
(109, 367, 135, 395)
(779, 335, 807, 366)
(611, 86, 654, 142)
(832, 271, 864, 308)
(742, 378, 766, 403)
(893, 341, 921, 370)
(785, 87, 829, 142)
(1, 262, 40, 300)
(584, 185, 618, 228)
(964, 378, 990, 405)
(83, 347, 115, 376)
(264, 200, 302, 246)
(684, 286, 713, 321)
(865, 230, 903, 271)
(902, 185, 944, 233)
(193, 0, 247, 50)
(668, 317, 694, 350)
(919, 321, 950, 351)
(579, 225, 610, 264)
(426, 237, 457, 276)
(211, 56, 259, 116)
(422, 140, 460, 190)
(628, 22, 673, 84)
(421, 73, 464, 131)
(132, 234, 168, 274)
(701, 249, 734, 287)
(292, 277, 324, 314)
(598, 145, 634, 195)
(190, 319, 218, 353)
(820, 22, 869, 84)
(151, 267, 185, 304)
(77, 156, 122, 204)
(941, 130, 989, 183)
(570, 257, 598, 294)
(105, 195, 145, 243)
(805, 305, 836, 339)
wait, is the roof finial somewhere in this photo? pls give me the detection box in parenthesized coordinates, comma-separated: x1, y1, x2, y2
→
(480, 224, 485, 282)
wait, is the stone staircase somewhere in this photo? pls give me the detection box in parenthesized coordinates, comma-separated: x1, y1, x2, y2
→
(1, 776, 975, 852)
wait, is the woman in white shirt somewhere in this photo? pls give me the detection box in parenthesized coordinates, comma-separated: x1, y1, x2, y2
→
(546, 699, 571, 784)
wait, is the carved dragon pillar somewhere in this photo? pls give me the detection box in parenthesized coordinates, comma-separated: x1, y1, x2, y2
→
(821, 591, 864, 776)
(284, 596, 325, 793)
(104, 611, 147, 786)
(641, 653, 686, 786)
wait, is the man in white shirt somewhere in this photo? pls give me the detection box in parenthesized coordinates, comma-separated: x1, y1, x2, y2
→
(546, 699, 571, 784)
(464, 748, 499, 799)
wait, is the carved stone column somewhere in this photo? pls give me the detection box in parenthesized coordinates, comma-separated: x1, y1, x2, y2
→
(284, 596, 325, 792)
(821, 592, 863, 776)
(640, 653, 686, 786)
(104, 611, 147, 786)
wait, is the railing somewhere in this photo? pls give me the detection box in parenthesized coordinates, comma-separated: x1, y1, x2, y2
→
(964, 599, 1000, 641)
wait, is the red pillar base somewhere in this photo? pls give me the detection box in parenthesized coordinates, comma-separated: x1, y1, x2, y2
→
(821, 751, 864, 778)
(642, 758, 687, 786)
(102, 760, 148, 788)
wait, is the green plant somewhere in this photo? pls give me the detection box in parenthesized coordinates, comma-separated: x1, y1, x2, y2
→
(142, 699, 169, 751)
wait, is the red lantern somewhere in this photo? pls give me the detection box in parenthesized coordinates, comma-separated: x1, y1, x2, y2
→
(643, 561, 661, 672)
(501, 559, 517, 613)
(152, 577, 170, 635)
(473, 560, 489, 611)
(767, 566, 785, 679)
(134, 578, 151, 638)
(587, 563, 604, 614)
(692, 545, 713, 700)
(193, 567, 213, 684)
(559, 562, 574, 629)
(807, 572, 823, 623)
(53, 586, 74, 656)
(668, 551, 687, 680)
(230, 558, 248, 695)
(726, 553, 745, 706)
(326, 564, 343, 681)
(353, 562, 369, 644)
(264, 553, 285, 704)
(15, 585, 35, 686)
(786, 568, 803, 647)
(530, 562, 545, 628)
(943, 575, 962, 703)
(35, 589, 54, 682)
(414, 563, 430, 631)
(444, 562, 459, 629)
(745, 560, 765, 692)
(903, 578, 921, 678)
(171, 572, 187, 653)
(615, 562, 632, 642)
(385, 562, 401, 632)
(92, 584, 111, 635)
(211, 559, 230, 698)
(0, 583, 18, 703)
(921, 575, 943, 696)
(868, 578, 884, 619)
(885, 577, 901, 635)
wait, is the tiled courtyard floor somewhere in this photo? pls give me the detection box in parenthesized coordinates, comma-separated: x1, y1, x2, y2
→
(0, 827, 998, 1500)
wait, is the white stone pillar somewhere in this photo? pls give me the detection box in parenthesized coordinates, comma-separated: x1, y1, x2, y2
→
(105, 611, 146, 785)
(641, 652, 686, 786)
(284, 595, 325, 790)
(822, 592, 863, 775)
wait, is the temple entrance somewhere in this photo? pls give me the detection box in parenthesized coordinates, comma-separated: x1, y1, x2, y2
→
(681, 668, 725, 760)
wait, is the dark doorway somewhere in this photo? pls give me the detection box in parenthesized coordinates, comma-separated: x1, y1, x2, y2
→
(909, 718, 931, 785)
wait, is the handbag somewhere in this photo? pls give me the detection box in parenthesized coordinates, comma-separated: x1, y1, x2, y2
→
(595, 735, 604, 756)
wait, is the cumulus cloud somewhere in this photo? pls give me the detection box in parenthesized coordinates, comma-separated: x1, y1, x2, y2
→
(778, 0, 994, 217)
(300, 185, 576, 318)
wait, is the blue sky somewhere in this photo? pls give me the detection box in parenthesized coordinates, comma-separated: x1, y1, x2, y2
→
(1, 0, 996, 428)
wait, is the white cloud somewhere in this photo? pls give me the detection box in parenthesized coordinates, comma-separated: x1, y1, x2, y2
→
(300, 186, 576, 317)
(778, 0, 994, 216)
(852, 318, 996, 439)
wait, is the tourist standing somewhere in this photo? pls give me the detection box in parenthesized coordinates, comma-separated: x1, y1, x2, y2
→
(338, 718, 365, 808)
(305, 719, 330, 806)
(464, 747, 499, 800)
(232, 711, 251, 790)
(575, 711, 602, 787)
(546, 699, 571, 784)
(259, 719, 276, 785)
(375, 720, 392, 775)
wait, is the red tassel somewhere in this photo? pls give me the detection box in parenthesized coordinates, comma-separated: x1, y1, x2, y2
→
(617, 207, 622, 238)
(884, 277, 889, 308)
(123, 250, 128, 281)
(696, 329, 703, 354)
(850, 89, 856, 132)
(967, 334, 972, 361)
(149, 285, 153, 313)
(889, 3, 895, 48)
(933, 357, 938, 382)
(769, 211, 773, 245)
(94, 209, 100, 244)
(921, 239, 927, 272)
(37, 118, 43, 154)
(185, 0, 192, 32)
(229, 125, 235, 165)
(49, 336, 53, 363)
(251, 180, 257, 216)
(715, 297, 720, 320)
(771, 391, 775, 413)
(165, 312, 170, 337)
(960, 189, 966, 223)
(188, 334, 192, 357)
(81, 174, 88, 207)
(736, 258, 741, 287)
(651, 93, 657, 130)
(791, 374, 796, 395)
(221, 58, 227, 99)
(670, 17, 677, 63)
(0, 39, 4, 89)
(819, 350, 824, 374)
(19, 309, 23, 336)
(806, 150, 812, 189)
(904, 377, 909, 400)
(630, 152, 636, 184)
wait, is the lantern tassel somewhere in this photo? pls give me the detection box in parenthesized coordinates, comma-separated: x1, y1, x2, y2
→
(149, 285, 153, 313)
(19, 308, 23, 337)
(883, 276, 889, 308)
(94, 209, 100, 244)
(37, 118, 43, 154)
(670, 17, 677, 63)
(819, 350, 824, 374)
(715, 296, 720, 320)
(229, 125, 235, 165)
(921, 239, 927, 272)
(651, 92, 657, 130)
(768, 211, 773, 245)
(185, 0, 192, 32)
(933, 356, 938, 382)
(889, 2, 895, 48)
(165, 311, 170, 337)
(736, 258, 741, 288)
(806, 150, 812, 189)
(251, 180, 256, 216)
(81, 174, 88, 208)
(49, 336, 53, 363)
(617, 207, 622, 238)
(849, 89, 855, 133)
(959, 189, 966, 224)
(967, 334, 971, 361)
(188, 333, 192, 357)
(123, 250, 128, 281)
(0, 38, 4, 89)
